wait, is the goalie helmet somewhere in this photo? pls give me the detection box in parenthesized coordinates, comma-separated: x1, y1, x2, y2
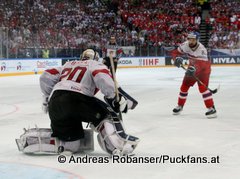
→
(95, 51, 100, 61)
(187, 32, 200, 41)
(80, 49, 99, 61)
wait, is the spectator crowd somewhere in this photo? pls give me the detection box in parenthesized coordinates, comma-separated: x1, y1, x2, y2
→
(0, 0, 239, 58)
(207, 0, 240, 49)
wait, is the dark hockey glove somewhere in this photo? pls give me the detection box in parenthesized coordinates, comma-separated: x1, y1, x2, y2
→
(174, 57, 184, 68)
(104, 94, 128, 113)
(185, 66, 196, 76)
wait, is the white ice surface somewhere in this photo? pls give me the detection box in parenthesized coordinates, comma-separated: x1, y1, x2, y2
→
(0, 66, 240, 179)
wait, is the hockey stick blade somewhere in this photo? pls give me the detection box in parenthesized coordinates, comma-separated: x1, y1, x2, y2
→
(210, 84, 220, 94)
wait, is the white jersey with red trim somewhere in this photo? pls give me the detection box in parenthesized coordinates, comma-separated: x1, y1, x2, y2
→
(178, 41, 208, 63)
(40, 60, 115, 100)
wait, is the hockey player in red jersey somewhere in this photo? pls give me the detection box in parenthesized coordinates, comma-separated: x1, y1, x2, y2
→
(16, 49, 139, 155)
(171, 32, 217, 118)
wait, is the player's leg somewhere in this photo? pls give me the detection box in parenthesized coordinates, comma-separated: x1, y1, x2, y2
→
(48, 90, 94, 153)
(82, 97, 140, 155)
(15, 127, 81, 154)
(48, 90, 85, 141)
(197, 73, 217, 118)
(48, 92, 111, 154)
(92, 118, 139, 156)
(173, 76, 196, 114)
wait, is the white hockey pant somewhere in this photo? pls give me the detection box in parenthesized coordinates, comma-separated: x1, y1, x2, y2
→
(16, 128, 94, 154)
(93, 118, 140, 156)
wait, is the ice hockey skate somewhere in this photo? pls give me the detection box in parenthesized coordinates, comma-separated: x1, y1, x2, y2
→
(205, 106, 217, 119)
(173, 105, 183, 115)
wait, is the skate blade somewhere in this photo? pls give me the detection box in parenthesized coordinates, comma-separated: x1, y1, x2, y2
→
(206, 113, 217, 119)
(173, 112, 182, 115)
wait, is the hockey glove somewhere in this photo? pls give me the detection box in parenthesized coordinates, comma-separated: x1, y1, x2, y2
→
(185, 66, 196, 76)
(174, 57, 184, 68)
(42, 96, 49, 114)
(104, 94, 128, 113)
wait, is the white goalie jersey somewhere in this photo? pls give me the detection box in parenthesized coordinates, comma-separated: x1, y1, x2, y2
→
(40, 60, 116, 100)
(16, 48, 140, 156)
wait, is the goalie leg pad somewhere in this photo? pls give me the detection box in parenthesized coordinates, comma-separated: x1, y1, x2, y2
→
(94, 119, 139, 156)
(16, 128, 94, 154)
(16, 128, 60, 154)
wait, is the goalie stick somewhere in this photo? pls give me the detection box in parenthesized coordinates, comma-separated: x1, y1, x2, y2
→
(109, 53, 123, 120)
(180, 65, 220, 94)
(118, 87, 138, 110)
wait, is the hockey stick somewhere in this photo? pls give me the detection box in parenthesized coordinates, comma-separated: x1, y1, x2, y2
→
(118, 87, 138, 110)
(109, 53, 123, 120)
(162, 46, 176, 52)
(180, 65, 220, 94)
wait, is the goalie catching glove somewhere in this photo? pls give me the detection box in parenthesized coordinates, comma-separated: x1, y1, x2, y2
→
(104, 94, 128, 113)
(185, 66, 196, 76)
